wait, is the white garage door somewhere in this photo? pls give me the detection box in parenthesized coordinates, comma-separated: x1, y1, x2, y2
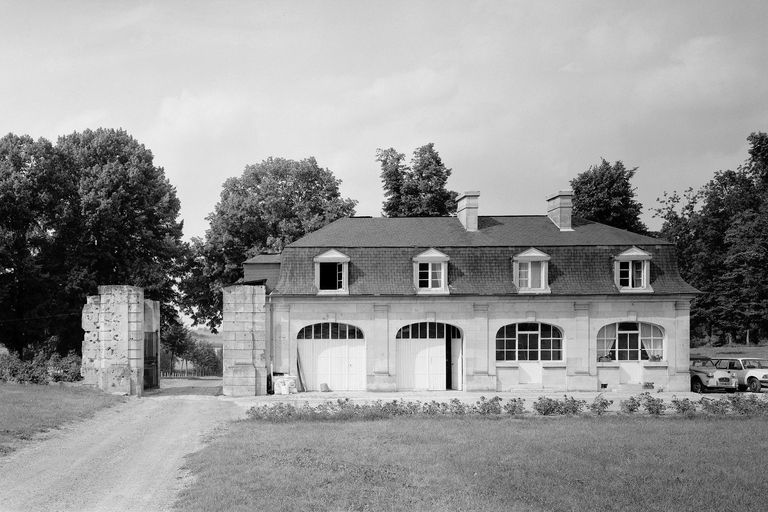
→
(396, 322, 461, 391)
(297, 322, 366, 391)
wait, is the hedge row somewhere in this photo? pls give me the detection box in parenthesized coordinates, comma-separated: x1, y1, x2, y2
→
(246, 393, 768, 422)
(0, 351, 82, 384)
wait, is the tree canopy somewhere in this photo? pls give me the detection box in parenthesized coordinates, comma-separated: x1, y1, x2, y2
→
(0, 129, 186, 356)
(377, 143, 458, 217)
(570, 159, 647, 233)
(180, 157, 356, 330)
(655, 132, 768, 343)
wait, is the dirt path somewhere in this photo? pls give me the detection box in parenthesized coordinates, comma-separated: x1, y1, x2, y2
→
(0, 394, 242, 512)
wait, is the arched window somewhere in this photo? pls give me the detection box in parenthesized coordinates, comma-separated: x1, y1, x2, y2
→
(297, 322, 363, 340)
(597, 322, 663, 361)
(396, 322, 461, 339)
(495, 323, 563, 361)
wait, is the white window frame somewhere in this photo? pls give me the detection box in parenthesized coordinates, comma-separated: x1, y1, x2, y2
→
(614, 247, 653, 293)
(513, 248, 551, 294)
(413, 248, 449, 295)
(314, 249, 350, 295)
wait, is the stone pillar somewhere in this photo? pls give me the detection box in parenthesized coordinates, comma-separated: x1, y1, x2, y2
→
(369, 304, 396, 391)
(465, 303, 494, 391)
(272, 304, 291, 374)
(669, 300, 692, 392)
(81, 285, 145, 396)
(567, 302, 595, 390)
(222, 285, 268, 396)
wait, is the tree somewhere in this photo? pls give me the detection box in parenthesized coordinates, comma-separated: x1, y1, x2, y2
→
(0, 129, 188, 356)
(570, 159, 647, 233)
(655, 132, 768, 343)
(160, 323, 193, 371)
(377, 143, 458, 217)
(180, 157, 357, 330)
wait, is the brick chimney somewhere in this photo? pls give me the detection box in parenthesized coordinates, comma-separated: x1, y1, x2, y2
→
(457, 191, 480, 232)
(546, 190, 574, 231)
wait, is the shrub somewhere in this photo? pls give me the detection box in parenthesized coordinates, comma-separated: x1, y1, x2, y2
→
(503, 398, 526, 416)
(561, 395, 587, 415)
(670, 396, 697, 416)
(0, 352, 49, 384)
(47, 351, 82, 382)
(727, 394, 768, 416)
(473, 396, 503, 415)
(448, 398, 469, 415)
(588, 395, 613, 416)
(619, 396, 641, 414)
(699, 397, 730, 415)
(422, 401, 447, 416)
(639, 392, 666, 415)
(532, 396, 563, 416)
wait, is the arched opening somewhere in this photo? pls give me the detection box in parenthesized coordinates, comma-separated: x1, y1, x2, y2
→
(395, 322, 462, 391)
(296, 322, 366, 391)
(597, 322, 664, 362)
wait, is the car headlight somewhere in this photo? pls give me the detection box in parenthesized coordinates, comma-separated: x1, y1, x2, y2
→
(707, 372, 714, 378)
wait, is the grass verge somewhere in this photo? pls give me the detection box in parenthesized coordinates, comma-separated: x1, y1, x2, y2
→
(0, 383, 125, 455)
(176, 416, 768, 511)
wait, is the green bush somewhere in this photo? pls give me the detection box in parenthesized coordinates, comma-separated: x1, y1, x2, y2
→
(561, 395, 587, 415)
(670, 396, 697, 416)
(619, 396, 641, 414)
(639, 392, 666, 415)
(532, 397, 563, 416)
(503, 398, 526, 415)
(727, 394, 768, 415)
(588, 394, 613, 416)
(474, 396, 503, 415)
(0, 351, 82, 384)
(699, 397, 730, 415)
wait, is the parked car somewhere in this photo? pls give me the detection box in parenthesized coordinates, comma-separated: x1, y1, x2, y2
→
(714, 358, 768, 392)
(689, 357, 738, 393)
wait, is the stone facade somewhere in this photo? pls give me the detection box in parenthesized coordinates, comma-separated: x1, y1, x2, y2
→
(81, 285, 160, 396)
(221, 285, 268, 396)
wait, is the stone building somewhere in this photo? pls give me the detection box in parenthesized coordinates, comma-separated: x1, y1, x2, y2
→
(224, 191, 697, 395)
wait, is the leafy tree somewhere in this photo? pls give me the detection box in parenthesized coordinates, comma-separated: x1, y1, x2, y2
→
(656, 132, 768, 343)
(180, 157, 356, 330)
(0, 129, 187, 356)
(377, 143, 458, 217)
(160, 323, 193, 371)
(570, 159, 647, 233)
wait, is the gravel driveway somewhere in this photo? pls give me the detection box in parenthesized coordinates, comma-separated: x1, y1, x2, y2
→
(0, 388, 242, 512)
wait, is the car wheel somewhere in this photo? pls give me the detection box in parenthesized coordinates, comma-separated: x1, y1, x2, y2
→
(691, 378, 704, 394)
(747, 378, 762, 393)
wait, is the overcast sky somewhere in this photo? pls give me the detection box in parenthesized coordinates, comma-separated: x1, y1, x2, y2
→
(2, 1, 766, 238)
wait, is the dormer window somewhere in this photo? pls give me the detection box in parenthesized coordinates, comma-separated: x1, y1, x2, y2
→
(314, 249, 349, 295)
(413, 249, 449, 295)
(614, 247, 652, 293)
(513, 248, 551, 294)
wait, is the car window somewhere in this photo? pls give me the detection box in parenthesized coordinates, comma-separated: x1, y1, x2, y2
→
(715, 360, 730, 370)
(744, 359, 768, 369)
(729, 361, 741, 370)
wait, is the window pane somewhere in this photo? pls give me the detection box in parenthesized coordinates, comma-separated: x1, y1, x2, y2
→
(519, 262, 529, 288)
(321, 323, 330, 339)
(619, 261, 630, 287)
(618, 322, 638, 331)
(518, 323, 538, 332)
(319, 262, 340, 290)
(552, 350, 562, 360)
(632, 261, 643, 287)
(506, 324, 516, 338)
(339, 323, 347, 339)
(331, 323, 340, 339)
(496, 350, 505, 361)
(437, 324, 444, 338)
(496, 338, 505, 350)
(541, 351, 551, 361)
(313, 324, 322, 338)
(541, 323, 552, 338)
(627, 334, 638, 350)
(541, 338, 551, 350)
(531, 261, 542, 288)
(428, 322, 437, 338)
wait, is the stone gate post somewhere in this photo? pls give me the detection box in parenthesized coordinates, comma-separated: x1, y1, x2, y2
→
(222, 285, 268, 396)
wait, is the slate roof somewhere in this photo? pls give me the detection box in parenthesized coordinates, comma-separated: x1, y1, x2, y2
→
(244, 254, 282, 264)
(288, 216, 668, 248)
(271, 215, 698, 296)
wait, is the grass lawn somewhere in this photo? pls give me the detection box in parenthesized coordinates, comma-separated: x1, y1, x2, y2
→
(691, 344, 768, 359)
(0, 383, 125, 455)
(176, 416, 768, 512)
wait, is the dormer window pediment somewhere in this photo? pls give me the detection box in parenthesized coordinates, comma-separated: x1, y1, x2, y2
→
(413, 248, 449, 295)
(513, 248, 551, 294)
(614, 246, 653, 293)
(314, 249, 349, 295)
